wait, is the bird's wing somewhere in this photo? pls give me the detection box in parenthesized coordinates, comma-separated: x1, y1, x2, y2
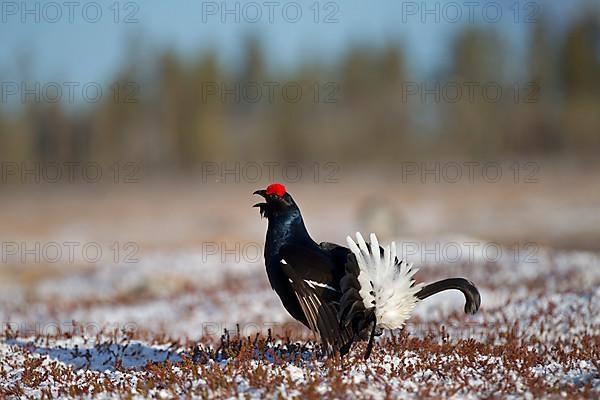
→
(280, 262, 350, 354)
(279, 244, 342, 293)
(279, 244, 353, 355)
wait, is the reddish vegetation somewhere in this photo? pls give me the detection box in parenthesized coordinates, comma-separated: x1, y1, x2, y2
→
(1, 240, 598, 397)
(1, 309, 598, 398)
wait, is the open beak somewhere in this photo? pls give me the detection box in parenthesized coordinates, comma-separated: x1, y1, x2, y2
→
(253, 189, 267, 208)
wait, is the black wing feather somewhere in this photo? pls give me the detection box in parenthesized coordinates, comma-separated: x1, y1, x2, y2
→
(280, 262, 352, 354)
(280, 244, 340, 289)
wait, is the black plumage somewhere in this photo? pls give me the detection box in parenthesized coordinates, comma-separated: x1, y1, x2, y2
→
(254, 184, 481, 358)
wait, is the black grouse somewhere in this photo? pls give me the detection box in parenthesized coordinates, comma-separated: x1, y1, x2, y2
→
(254, 183, 481, 359)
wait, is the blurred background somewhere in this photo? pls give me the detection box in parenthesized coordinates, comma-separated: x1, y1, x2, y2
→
(1, 0, 600, 339)
(2, 0, 600, 165)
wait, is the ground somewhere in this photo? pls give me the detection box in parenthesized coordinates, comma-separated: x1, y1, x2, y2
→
(1, 171, 599, 398)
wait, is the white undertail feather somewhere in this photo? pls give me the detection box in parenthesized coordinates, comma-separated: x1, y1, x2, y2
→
(346, 232, 424, 330)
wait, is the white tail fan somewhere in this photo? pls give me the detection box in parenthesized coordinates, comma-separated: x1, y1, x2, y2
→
(346, 232, 424, 330)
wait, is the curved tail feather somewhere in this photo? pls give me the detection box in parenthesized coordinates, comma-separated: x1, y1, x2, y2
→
(415, 278, 481, 314)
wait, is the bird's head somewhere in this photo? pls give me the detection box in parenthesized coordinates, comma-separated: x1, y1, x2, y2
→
(253, 183, 298, 219)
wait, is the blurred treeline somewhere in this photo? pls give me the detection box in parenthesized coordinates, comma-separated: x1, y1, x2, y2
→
(1, 14, 600, 171)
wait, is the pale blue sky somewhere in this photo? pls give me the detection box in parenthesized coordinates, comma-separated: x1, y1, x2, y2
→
(0, 0, 592, 86)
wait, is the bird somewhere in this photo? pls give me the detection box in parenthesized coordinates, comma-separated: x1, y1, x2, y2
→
(254, 183, 481, 359)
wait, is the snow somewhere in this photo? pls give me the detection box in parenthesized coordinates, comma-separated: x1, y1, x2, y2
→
(1, 238, 599, 398)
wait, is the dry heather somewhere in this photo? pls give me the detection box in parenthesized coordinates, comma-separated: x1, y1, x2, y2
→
(1, 243, 599, 398)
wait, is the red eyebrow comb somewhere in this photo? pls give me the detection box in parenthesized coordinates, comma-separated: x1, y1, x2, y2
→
(266, 183, 286, 196)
